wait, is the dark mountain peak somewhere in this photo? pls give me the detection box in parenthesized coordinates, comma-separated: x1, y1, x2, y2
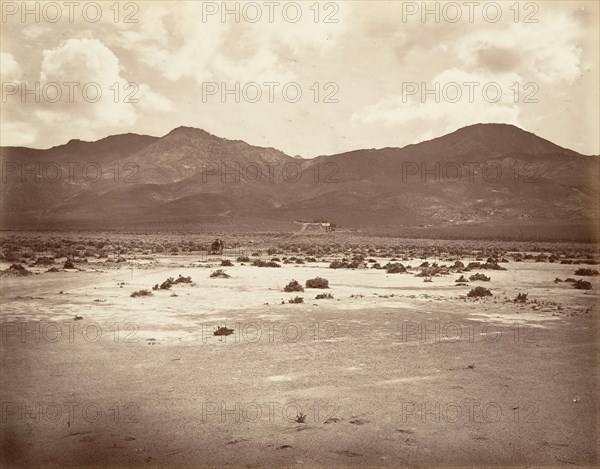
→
(166, 126, 216, 139)
(424, 123, 577, 157)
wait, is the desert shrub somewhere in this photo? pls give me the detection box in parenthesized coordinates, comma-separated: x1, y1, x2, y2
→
(467, 287, 492, 298)
(284, 280, 304, 292)
(46, 267, 60, 273)
(174, 275, 192, 284)
(481, 262, 506, 271)
(5, 253, 22, 262)
(560, 260, 573, 264)
(214, 326, 234, 336)
(305, 257, 317, 263)
(288, 296, 304, 304)
(306, 277, 329, 289)
(453, 260, 465, 269)
(315, 293, 334, 299)
(564, 278, 576, 283)
(416, 267, 444, 277)
(574, 268, 599, 276)
(573, 280, 592, 290)
(386, 263, 406, 274)
(34, 256, 54, 265)
(63, 259, 75, 269)
(371, 263, 382, 269)
(329, 259, 364, 269)
(465, 262, 481, 270)
(455, 275, 469, 283)
(221, 259, 233, 267)
(271, 257, 281, 262)
(237, 256, 251, 262)
(131, 289, 152, 298)
(515, 293, 528, 303)
(210, 269, 230, 278)
(419, 261, 429, 268)
(153, 274, 193, 290)
(252, 259, 281, 268)
(2, 263, 32, 276)
(469, 273, 491, 281)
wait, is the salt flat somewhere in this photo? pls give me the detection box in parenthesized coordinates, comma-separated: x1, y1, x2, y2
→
(1, 255, 598, 467)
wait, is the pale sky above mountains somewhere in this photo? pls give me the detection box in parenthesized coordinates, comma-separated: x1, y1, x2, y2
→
(1, 0, 598, 156)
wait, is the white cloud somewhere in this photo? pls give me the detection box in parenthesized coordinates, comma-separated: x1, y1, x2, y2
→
(455, 11, 583, 84)
(35, 38, 172, 132)
(351, 68, 523, 134)
(114, 2, 348, 85)
(137, 84, 174, 112)
(0, 52, 21, 80)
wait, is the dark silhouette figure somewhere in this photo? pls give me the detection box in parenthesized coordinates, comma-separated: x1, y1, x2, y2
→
(211, 238, 224, 255)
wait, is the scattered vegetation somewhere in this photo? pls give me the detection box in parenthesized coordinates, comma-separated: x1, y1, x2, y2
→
(131, 289, 153, 298)
(515, 292, 528, 303)
(1, 263, 33, 276)
(574, 268, 599, 276)
(467, 287, 492, 298)
(284, 280, 304, 292)
(288, 296, 304, 304)
(469, 273, 491, 282)
(220, 259, 233, 267)
(315, 293, 334, 299)
(154, 274, 193, 289)
(386, 263, 406, 274)
(214, 326, 234, 336)
(34, 256, 54, 266)
(252, 259, 281, 268)
(210, 269, 230, 278)
(306, 277, 329, 288)
(573, 279, 592, 290)
(329, 259, 364, 269)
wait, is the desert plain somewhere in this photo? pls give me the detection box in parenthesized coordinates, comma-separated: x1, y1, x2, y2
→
(0, 232, 598, 467)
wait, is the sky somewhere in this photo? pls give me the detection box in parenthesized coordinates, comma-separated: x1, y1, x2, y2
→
(1, 0, 599, 157)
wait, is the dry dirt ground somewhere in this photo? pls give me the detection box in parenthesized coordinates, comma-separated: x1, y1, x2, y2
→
(1, 255, 598, 467)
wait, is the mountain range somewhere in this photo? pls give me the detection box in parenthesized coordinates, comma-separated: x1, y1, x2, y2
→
(1, 123, 598, 240)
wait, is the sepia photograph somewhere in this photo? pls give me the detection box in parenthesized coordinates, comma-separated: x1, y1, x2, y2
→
(0, 1, 599, 467)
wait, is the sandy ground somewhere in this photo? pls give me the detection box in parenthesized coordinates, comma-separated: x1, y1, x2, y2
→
(1, 255, 598, 467)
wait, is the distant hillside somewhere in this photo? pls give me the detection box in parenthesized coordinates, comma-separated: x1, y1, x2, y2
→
(1, 123, 598, 241)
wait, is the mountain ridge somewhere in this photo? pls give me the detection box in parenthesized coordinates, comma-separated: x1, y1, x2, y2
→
(1, 123, 598, 240)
